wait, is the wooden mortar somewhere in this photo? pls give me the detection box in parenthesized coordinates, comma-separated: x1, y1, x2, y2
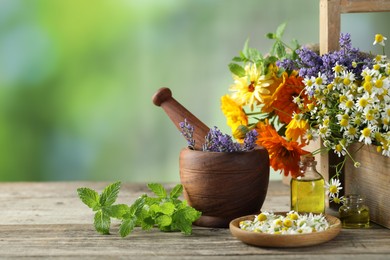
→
(180, 147, 270, 228)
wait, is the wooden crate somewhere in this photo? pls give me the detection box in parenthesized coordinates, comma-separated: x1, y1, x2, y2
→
(344, 144, 390, 229)
(319, 0, 390, 228)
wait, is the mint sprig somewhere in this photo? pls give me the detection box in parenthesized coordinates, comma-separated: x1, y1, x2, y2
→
(77, 181, 127, 234)
(77, 182, 201, 237)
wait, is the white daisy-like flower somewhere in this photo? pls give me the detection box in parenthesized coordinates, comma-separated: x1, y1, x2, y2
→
(325, 178, 343, 197)
(373, 34, 387, 46)
(359, 126, 373, 145)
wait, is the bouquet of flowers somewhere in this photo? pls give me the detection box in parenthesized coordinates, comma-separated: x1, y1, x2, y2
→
(220, 23, 389, 203)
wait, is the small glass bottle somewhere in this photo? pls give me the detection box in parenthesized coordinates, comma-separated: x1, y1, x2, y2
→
(290, 155, 325, 214)
(339, 194, 370, 228)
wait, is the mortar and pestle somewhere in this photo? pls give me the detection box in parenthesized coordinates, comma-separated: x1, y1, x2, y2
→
(152, 87, 270, 228)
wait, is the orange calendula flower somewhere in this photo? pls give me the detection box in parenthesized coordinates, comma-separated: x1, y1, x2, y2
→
(285, 114, 309, 143)
(270, 72, 307, 124)
(256, 121, 309, 178)
(220, 95, 248, 133)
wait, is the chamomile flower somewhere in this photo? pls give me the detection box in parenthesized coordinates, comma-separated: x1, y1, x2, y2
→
(373, 34, 387, 46)
(325, 178, 343, 198)
(359, 126, 373, 145)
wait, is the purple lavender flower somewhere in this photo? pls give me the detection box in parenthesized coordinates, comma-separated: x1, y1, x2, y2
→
(179, 119, 195, 149)
(278, 33, 374, 83)
(243, 129, 258, 151)
(180, 120, 257, 152)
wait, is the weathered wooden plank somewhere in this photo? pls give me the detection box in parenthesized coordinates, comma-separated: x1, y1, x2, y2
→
(1, 181, 389, 259)
(0, 224, 389, 259)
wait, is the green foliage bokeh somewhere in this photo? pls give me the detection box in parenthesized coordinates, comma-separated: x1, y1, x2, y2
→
(0, 0, 388, 182)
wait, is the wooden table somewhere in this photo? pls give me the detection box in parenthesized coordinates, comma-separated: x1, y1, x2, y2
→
(1, 181, 389, 259)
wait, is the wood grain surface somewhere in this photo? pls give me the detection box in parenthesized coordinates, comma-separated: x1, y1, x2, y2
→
(0, 181, 389, 259)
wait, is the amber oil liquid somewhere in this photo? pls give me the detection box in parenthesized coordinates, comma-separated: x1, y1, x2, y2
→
(291, 178, 325, 214)
(339, 194, 370, 228)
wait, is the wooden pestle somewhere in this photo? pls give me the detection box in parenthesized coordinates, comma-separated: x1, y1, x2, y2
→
(152, 87, 210, 150)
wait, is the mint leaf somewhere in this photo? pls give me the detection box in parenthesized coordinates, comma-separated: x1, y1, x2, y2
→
(127, 197, 145, 218)
(147, 183, 167, 199)
(156, 215, 172, 228)
(228, 63, 246, 77)
(169, 184, 183, 199)
(160, 202, 175, 215)
(276, 22, 287, 38)
(99, 181, 121, 207)
(119, 216, 137, 237)
(77, 187, 99, 210)
(105, 204, 129, 219)
(141, 216, 154, 231)
(94, 210, 111, 234)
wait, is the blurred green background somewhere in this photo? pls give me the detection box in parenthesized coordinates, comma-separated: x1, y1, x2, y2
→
(1, 0, 389, 182)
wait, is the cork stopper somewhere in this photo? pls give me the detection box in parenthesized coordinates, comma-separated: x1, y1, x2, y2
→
(300, 154, 315, 162)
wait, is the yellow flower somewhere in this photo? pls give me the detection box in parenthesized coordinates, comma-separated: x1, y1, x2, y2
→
(220, 95, 248, 133)
(285, 114, 309, 142)
(229, 63, 273, 110)
(373, 34, 387, 46)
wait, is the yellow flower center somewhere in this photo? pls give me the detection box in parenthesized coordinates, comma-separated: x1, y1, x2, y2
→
(329, 185, 338, 194)
(348, 127, 357, 135)
(327, 84, 334, 91)
(257, 213, 267, 222)
(335, 144, 343, 152)
(375, 79, 383, 88)
(315, 77, 323, 85)
(306, 79, 313, 87)
(307, 103, 315, 111)
(323, 118, 330, 126)
(375, 34, 384, 43)
(334, 64, 342, 73)
(283, 219, 293, 228)
(345, 100, 354, 108)
(340, 118, 349, 127)
(359, 98, 368, 108)
(343, 78, 351, 85)
(362, 127, 371, 137)
(363, 81, 372, 92)
(373, 64, 380, 70)
(339, 95, 347, 103)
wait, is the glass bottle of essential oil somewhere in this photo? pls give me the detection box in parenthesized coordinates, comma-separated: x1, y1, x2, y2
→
(339, 194, 370, 228)
(290, 155, 325, 214)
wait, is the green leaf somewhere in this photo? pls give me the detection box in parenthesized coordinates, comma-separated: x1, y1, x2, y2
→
(147, 183, 167, 199)
(266, 32, 276, 39)
(156, 215, 172, 228)
(99, 181, 121, 207)
(232, 56, 243, 62)
(248, 48, 261, 61)
(77, 187, 99, 210)
(291, 38, 300, 50)
(242, 38, 249, 58)
(228, 63, 246, 77)
(160, 202, 175, 215)
(128, 196, 146, 216)
(141, 216, 155, 231)
(171, 213, 193, 235)
(169, 184, 183, 199)
(105, 204, 129, 219)
(94, 210, 111, 235)
(275, 22, 287, 38)
(119, 216, 137, 237)
(180, 207, 202, 222)
(275, 41, 286, 58)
